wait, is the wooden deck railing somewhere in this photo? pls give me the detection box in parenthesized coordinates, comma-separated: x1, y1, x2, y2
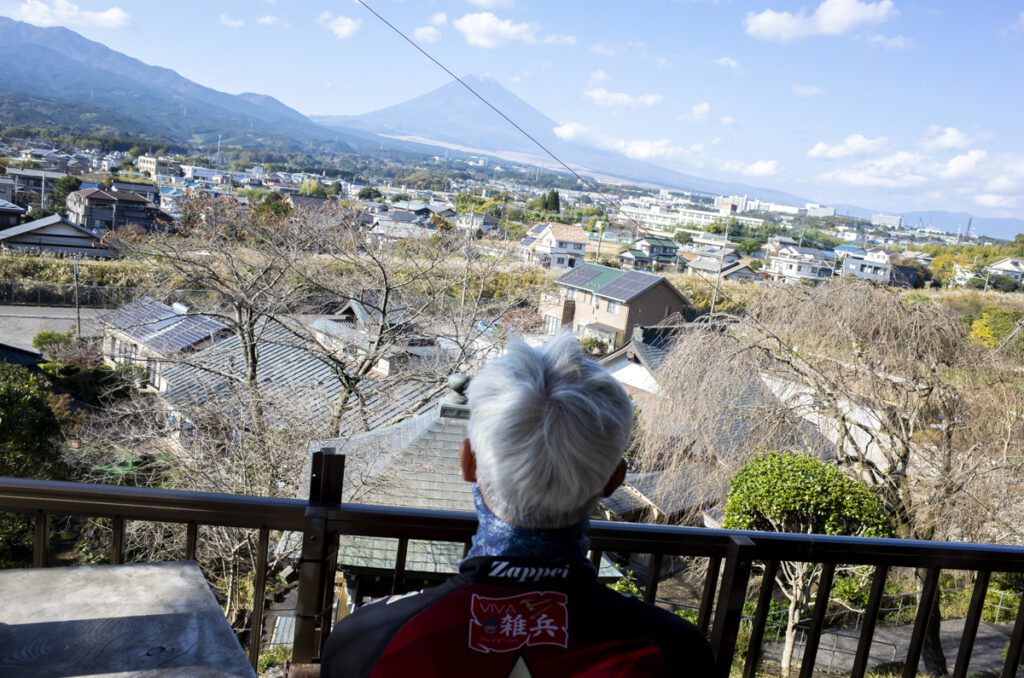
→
(3, 450, 1024, 678)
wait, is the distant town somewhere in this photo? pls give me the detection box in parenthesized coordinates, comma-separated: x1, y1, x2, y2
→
(2, 135, 1022, 304)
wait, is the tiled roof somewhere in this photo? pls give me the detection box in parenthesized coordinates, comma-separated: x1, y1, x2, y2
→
(544, 222, 587, 242)
(159, 322, 442, 434)
(0, 215, 99, 241)
(0, 198, 24, 213)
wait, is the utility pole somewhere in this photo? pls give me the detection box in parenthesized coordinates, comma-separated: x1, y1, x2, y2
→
(709, 220, 730, 317)
(73, 258, 82, 338)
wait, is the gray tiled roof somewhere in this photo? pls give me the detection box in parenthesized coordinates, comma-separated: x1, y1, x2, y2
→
(160, 322, 442, 433)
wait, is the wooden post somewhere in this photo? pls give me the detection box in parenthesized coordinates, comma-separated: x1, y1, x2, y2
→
(292, 450, 344, 666)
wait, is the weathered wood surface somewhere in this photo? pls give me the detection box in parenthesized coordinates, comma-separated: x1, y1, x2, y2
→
(0, 561, 255, 678)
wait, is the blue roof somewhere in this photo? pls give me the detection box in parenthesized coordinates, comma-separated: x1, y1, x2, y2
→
(835, 245, 866, 253)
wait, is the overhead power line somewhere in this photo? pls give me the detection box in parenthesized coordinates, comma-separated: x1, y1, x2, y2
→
(354, 0, 644, 234)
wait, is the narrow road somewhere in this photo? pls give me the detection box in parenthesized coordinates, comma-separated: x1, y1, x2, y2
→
(0, 305, 104, 351)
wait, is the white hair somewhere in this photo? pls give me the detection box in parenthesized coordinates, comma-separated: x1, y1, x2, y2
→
(467, 332, 634, 528)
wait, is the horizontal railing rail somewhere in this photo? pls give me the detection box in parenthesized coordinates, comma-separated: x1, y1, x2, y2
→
(4, 461, 1024, 678)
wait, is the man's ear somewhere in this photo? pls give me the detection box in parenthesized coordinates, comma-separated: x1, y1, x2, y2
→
(602, 459, 627, 497)
(460, 438, 477, 483)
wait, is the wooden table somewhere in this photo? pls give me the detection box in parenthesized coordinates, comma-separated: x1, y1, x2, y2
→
(0, 561, 257, 678)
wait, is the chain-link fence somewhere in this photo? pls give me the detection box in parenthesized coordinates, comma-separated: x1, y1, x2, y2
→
(0, 282, 211, 309)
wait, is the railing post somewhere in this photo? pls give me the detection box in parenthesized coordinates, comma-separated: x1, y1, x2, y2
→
(710, 536, 755, 678)
(292, 449, 344, 667)
(33, 510, 47, 568)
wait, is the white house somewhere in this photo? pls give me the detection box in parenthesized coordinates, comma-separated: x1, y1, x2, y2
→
(768, 245, 833, 283)
(986, 258, 1024, 283)
(520, 222, 587, 269)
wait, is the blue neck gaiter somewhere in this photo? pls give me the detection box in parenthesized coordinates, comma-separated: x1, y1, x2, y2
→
(463, 484, 592, 564)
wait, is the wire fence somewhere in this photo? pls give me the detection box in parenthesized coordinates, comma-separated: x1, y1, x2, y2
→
(0, 281, 211, 309)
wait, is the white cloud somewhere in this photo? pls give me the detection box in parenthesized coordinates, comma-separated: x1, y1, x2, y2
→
(257, 15, 288, 27)
(509, 71, 530, 84)
(413, 25, 440, 42)
(430, 13, 447, 26)
(819, 151, 931, 187)
(543, 34, 576, 45)
(941, 150, 987, 179)
(1005, 11, 1024, 35)
(723, 159, 781, 177)
(714, 56, 742, 73)
(220, 13, 243, 28)
(13, 0, 130, 28)
(808, 134, 889, 159)
(921, 125, 971, 151)
(975, 193, 1013, 209)
(553, 122, 701, 164)
(589, 70, 611, 85)
(791, 84, 825, 96)
(584, 87, 663, 110)
(654, 56, 672, 69)
(680, 102, 711, 121)
(467, 0, 515, 7)
(720, 116, 736, 127)
(745, 0, 896, 42)
(590, 43, 616, 56)
(318, 12, 361, 39)
(868, 33, 914, 49)
(453, 12, 536, 48)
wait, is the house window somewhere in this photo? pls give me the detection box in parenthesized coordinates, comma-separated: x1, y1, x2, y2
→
(574, 243, 583, 250)
(607, 300, 620, 315)
(565, 288, 576, 301)
(591, 294, 600, 309)
(543, 314, 561, 334)
(556, 257, 565, 265)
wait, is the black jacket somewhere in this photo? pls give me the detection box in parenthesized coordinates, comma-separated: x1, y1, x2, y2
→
(322, 555, 715, 677)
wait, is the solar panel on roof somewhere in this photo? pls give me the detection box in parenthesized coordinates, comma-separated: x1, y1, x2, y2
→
(598, 271, 659, 301)
(520, 236, 536, 246)
(559, 266, 602, 287)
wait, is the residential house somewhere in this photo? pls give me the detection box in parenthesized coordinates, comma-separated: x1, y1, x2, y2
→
(618, 236, 682, 271)
(520, 222, 587, 269)
(0, 215, 118, 258)
(767, 245, 833, 283)
(763, 235, 799, 258)
(110, 181, 159, 204)
(97, 297, 229, 390)
(865, 248, 900, 266)
(986, 258, 1024, 284)
(841, 252, 918, 287)
(0, 198, 25, 229)
(900, 251, 934, 268)
(538, 263, 690, 349)
(0, 176, 14, 203)
(685, 246, 756, 281)
(136, 155, 180, 178)
(66, 188, 163, 232)
(157, 321, 444, 444)
(832, 244, 867, 266)
(3, 167, 67, 205)
(455, 211, 498, 237)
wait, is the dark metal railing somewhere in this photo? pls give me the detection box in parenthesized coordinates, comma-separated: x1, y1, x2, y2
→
(4, 451, 1024, 678)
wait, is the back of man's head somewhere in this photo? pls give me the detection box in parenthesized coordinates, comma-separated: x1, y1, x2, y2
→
(466, 332, 634, 529)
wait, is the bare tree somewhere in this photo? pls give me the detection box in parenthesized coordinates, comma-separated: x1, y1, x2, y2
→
(635, 282, 1024, 676)
(85, 197, 544, 629)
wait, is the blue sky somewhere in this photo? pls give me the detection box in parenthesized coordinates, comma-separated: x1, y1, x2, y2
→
(3, 0, 1024, 220)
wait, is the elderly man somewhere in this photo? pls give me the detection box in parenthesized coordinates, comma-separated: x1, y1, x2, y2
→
(322, 333, 714, 676)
